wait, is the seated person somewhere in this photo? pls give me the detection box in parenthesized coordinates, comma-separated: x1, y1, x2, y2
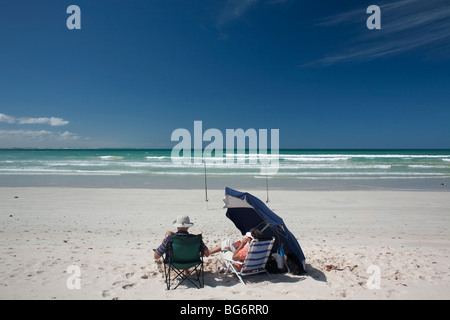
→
(209, 228, 263, 271)
(154, 215, 210, 260)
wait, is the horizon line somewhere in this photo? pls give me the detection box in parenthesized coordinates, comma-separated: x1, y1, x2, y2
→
(0, 147, 449, 151)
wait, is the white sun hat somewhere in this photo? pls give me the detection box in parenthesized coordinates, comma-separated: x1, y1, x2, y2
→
(173, 215, 194, 228)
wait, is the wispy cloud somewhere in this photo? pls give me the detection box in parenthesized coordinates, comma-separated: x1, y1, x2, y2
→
(0, 129, 79, 141)
(216, 0, 290, 37)
(0, 113, 69, 126)
(217, 0, 260, 29)
(308, 0, 450, 66)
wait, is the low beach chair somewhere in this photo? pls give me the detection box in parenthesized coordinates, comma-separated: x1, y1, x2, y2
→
(223, 238, 275, 285)
(163, 234, 204, 290)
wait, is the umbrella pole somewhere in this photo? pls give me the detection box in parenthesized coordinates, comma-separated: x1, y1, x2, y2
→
(265, 166, 269, 203)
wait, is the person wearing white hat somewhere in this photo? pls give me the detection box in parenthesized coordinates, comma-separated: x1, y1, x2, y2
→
(154, 215, 210, 260)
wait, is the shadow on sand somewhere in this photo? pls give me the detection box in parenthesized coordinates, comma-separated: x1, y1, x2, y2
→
(200, 265, 326, 288)
(305, 263, 327, 282)
(166, 263, 327, 289)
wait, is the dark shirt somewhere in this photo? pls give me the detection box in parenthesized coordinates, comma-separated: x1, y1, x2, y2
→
(155, 230, 208, 257)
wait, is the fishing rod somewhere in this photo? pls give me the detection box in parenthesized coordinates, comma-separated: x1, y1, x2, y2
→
(203, 160, 208, 203)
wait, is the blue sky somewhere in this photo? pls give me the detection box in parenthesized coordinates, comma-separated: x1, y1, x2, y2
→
(0, 0, 449, 148)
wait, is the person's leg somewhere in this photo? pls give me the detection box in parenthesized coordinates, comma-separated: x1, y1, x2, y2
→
(209, 244, 223, 255)
(216, 251, 233, 273)
(210, 239, 238, 255)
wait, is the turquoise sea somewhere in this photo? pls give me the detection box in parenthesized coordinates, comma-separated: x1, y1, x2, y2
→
(0, 149, 449, 190)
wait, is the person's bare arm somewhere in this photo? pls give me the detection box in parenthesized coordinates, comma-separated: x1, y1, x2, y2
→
(232, 237, 249, 260)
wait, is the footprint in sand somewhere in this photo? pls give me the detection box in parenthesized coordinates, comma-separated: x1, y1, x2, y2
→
(122, 283, 135, 290)
(102, 290, 111, 298)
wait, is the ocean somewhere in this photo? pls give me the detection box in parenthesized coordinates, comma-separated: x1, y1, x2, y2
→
(0, 149, 449, 191)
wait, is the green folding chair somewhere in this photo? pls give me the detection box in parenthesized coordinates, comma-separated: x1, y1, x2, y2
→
(163, 234, 204, 290)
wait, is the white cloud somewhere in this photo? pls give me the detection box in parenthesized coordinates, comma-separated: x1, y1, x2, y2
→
(0, 113, 16, 124)
(0, 129, 54, 139)
(59, 131, 80, 141)
(0, 113, 69, 126)
(0, 129, 79, 141)
(0, 129, 81, 148)
(18, 116, 69, 126)
(0, 113, 82, 147)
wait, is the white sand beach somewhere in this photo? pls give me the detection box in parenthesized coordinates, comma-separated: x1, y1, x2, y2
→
(0, 187, 449, 300)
